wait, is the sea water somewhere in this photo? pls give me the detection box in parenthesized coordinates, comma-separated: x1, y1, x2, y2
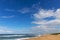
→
(0, 34, 35, 40)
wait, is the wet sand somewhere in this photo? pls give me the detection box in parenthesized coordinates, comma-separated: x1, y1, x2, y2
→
(26, 34, 60, 40)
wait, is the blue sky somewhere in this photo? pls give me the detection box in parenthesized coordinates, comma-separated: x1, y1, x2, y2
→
(0, 0, 60, 34)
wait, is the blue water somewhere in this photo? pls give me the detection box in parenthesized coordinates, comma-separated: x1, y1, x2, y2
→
(0, 34, 36, 40)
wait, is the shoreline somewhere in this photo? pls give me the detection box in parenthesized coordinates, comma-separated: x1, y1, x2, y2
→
(25, 34, 60, 40)
(18, 36, 39, 40)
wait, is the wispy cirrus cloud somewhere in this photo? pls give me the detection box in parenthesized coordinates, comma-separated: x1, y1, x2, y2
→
(5, 9, 15, 12)
(17, 8, 30, 14)
(5, 8, 30, 14)
(4, 2, 40, 14)
(32, 2, 40, 10)
(0, 15, 15, 18)
(31, 8, 60, 35)
(18, 2, 40, 14)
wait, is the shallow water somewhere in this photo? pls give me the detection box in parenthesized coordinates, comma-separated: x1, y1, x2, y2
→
(0, 34, 35, 40)
(0, 38, 29, 40)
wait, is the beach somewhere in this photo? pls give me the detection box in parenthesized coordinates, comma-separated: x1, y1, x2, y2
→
(26, 34, 60, 40)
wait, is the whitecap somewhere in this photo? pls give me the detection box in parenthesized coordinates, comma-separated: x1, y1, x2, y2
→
(16, 38, 30, 40)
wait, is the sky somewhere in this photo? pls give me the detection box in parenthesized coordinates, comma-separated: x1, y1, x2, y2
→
(0, 0, 60, 34)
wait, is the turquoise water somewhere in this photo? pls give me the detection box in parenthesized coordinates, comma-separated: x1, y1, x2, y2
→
(0, 34, 35, 40)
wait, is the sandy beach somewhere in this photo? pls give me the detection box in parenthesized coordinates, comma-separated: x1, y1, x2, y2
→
(26, 34, 60, 40)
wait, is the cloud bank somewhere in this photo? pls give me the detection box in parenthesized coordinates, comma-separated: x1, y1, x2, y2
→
(0, 26, 14, 34)
(31, 8, 60, 35)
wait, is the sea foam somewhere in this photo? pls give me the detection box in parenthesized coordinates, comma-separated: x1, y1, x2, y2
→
(16, 38, 30, 40)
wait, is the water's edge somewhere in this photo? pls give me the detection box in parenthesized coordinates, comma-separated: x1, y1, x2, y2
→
(0, 34, 36, 40)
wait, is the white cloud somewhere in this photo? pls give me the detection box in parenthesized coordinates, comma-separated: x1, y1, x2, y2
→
(33, 9, 54, 19)
(31, 8, 60, 35)
(0, 26, 14, 34)
(30, 26, 58, 35)
(0, 26, 31, 34)
(0, 30, 13, 34)
(55, 9, 60, 19)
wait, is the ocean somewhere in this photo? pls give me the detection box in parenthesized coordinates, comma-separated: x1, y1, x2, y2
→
(0, 34, 36, 40)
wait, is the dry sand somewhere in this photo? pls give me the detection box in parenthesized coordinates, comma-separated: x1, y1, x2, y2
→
(26, 34, 60, 40)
